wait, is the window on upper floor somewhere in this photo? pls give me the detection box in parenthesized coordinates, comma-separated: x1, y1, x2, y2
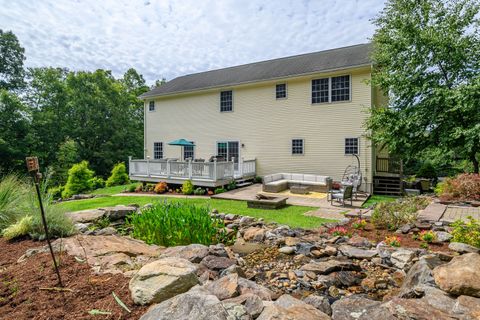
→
(292, 139, 304, 155)
(312, 75, 351, 103)
(153, 142, 163, 159)
(331, 75, 350, 102)
(311, 78, 329, 103)
(345, 138, 359, 155)
(149, 101, 155, 111)
(276, 83, 287, 99)
(220, 90, 233, 112)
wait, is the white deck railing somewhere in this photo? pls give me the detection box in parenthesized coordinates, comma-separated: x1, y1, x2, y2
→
(129, 157, 256, 181)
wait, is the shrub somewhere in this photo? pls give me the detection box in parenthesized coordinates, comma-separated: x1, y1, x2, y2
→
(2, 216, 33, 240)
(254, 176, 263, 184)
(450, 217, 480, 248)
(214, 187, 227, 195)
(419, 230, 436, 243)
(106, 162, 130, 187)
(434, 181, 445, 196)
(227, 181, 237, 191)
(48, 185, 64, 199)
(62, 161, 94, 198)
(385, 235, 401, 247)
(143, 183, 155, 192)
(127, 184, 138, 192)
(416, 162, 437, 179)
(134, 184, 143, 192)
(182, 180, 194, 195)
(154, 182, 168, 194)
(439, 174, 480, 202)
(28, 204, 76, 240)
(371, 196, 430, 230)
(128, 201, 230, 246)
(89, 176, 105, 190)
(0, 175, 30, 232)
(194, 187, 206, 195)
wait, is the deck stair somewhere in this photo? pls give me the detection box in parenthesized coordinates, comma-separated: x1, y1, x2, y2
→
(235, 178, 253, 188)
(373, 175, 402, 195)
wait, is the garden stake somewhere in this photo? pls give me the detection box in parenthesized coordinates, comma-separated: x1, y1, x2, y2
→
(26, 157, 63, 287)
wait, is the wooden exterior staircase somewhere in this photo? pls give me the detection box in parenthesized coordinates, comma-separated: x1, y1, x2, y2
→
(374, 157, 403, 196)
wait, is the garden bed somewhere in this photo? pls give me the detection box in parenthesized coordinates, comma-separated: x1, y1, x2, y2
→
(0, 238, 146, 319)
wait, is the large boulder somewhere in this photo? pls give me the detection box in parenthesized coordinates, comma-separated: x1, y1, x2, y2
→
(257, 294, 330, 320)
(331, 295, 380, 320)
(398, 256, 444, 297)
(139, 286, 229, 320)
(237, 277, 274, 301)
(433, 253, 480, 297)
(302, 294, 332, 316)
(129, 257, 199, 305)
(67, 209, 104, 223)
(161, 244, 209, 263)
(243, 227, 266, 242)
(50, 235, 162, 274)
(101, 205, 137, 220)
(223, 294, 264, 318)
(448, 242, 480, 254)
(222, 302, 251, 320)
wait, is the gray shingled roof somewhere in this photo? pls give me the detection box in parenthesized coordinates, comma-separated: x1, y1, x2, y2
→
(140, 43, 372, 99)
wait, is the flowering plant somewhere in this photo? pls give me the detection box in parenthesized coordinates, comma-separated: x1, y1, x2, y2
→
(352, 219, 367, 230)
(384, 235, 401, 247)
(420, 230, 436, 243)
(328, 226, 350, 237)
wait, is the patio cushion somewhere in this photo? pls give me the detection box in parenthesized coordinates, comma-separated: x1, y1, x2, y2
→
(263, 175, 273, 183)
(291, 173, 304, 181)
(266, 180, 288, 186)
(316, 176, 327, 184)
(272, 173, 283, 181)
(281, 173, 292, 180)
(292, 180, 323, 186)
(303, 174, 316, 182)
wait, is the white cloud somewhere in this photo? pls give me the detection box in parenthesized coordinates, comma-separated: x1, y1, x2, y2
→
(0, 0, 385, 84)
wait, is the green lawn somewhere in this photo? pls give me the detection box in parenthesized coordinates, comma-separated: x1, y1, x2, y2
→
(57, 195, 333, 229)
(362, 194, 399, 208)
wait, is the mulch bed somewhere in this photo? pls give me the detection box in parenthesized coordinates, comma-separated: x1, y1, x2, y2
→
(343, 222, 452, 252)
(0, 238, 147, 320)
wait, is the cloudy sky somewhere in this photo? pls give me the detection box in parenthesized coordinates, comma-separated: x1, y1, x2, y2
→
(0, 0, 385, 84)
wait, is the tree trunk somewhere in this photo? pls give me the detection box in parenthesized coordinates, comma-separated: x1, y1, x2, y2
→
(472, 153, 479, 174)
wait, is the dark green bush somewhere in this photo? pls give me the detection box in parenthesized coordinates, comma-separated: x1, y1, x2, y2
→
(62, 161, 94, 198)
(106, 162, 130, 187)
(182, 180, 194, 195)
(89, 176, 105, 189)
(227, 181, 237, 191)
(194, 187, 206, 195)
(254, 176, 263, 184)
(48, 185, 65, 199)
(416, 162, 437, 179)
(128, 201, 230, 246)
(214, 187, 227, 194)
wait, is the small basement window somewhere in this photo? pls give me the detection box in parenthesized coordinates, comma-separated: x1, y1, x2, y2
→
(345, 138, 359, 155)
(149, 101, 155, 111)
(292, 139, 304, 155)
(153, 142, 163, 159)
(276, 83, 287, 99)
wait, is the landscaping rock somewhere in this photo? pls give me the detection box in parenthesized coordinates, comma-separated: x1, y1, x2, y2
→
(231, 238, 266, 255)
(223, 294, 264, 318)
(201, 255, 237, 271)
(139, 286, 229, 320)
(94, 226, 117, 235)
(398, 258, 437, 297)
(278, 246, 295, 255)
(284, 236, 301, 246)
(331, 295, 380, 320)
(338, 245, 377, 259)
(452, 295, 480, 319)
(295, 242, 314, 255)
(390, 248, 416, 270)
(301, 258, 358, 275)
(243, 227, 266, 242)
(324, 245, 338, 256)
(433, 253, 480, 297)
(222, 302, 251, 320)
(74, 223, 90, 233)
(209, 243, 229, 257)
(102, 205, 137, 220)
(257, 294, 330, 320)
(448, 242, 480, 254)
(67, 209, 105, 223)
(206, 274, 240, 300)
(434, 231, 452, 242)
(161, 244, 209, 263)
(220, 265, 247, 278)
(129, 257, 199, 305)
(237, 277, 274, 300)
(347, 235, 371, 248)
(303, 294, 332, 316)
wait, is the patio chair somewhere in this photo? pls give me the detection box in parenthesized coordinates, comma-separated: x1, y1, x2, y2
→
(330, 185, 353, 207)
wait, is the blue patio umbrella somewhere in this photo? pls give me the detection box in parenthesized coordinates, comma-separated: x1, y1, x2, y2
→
(168, 139, 195, 160)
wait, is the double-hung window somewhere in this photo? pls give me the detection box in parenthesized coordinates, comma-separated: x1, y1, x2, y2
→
(311, 78, 329, 103)
(276, 83, 287, 99)
(292, 139, 304, 155)
(153, 142, 163, 159)
(312, 75, 350, 103)
(149, 101, 155, 111)
(345, 138, 359, 155)
(220, 90, 233, 112)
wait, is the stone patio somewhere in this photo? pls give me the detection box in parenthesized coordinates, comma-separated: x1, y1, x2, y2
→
(212, 184, 369, 220)
(419, 202, 480, 223)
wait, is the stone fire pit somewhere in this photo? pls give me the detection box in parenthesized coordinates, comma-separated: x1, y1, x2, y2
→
(247, 194, 288, 209)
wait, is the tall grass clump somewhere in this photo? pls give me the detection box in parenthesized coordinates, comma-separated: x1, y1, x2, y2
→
(0, 175, 30, 232)
(128, 201, 229, 246)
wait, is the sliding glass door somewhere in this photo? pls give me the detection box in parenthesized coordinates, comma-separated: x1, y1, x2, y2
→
(217, 141, 239, 168)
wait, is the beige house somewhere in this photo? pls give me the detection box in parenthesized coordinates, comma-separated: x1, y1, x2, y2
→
(130, 43, 399, 193)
